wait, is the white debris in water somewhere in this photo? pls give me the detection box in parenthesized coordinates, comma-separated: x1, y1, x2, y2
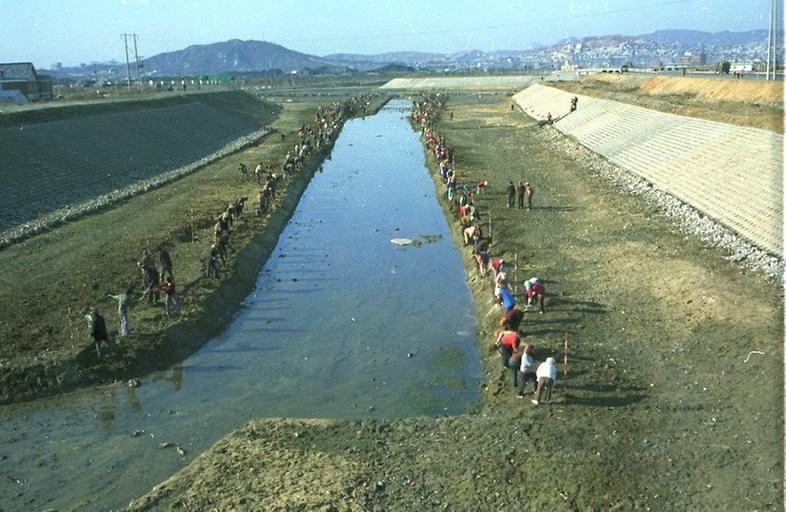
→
(390, 238, 414, 246)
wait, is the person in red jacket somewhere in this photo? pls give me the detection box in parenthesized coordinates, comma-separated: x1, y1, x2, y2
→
(525, 277, 546, 314)
(490, 258, 505, 279)
(494, 329, 521, 387)
(155, 278, 181, 318)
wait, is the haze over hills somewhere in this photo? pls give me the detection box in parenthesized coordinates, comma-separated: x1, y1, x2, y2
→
(58, 29, 776, 78)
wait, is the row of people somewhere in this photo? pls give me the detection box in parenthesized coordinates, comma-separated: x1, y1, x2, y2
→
(87, 94, 379, 360)
(413, 94, 558, 405)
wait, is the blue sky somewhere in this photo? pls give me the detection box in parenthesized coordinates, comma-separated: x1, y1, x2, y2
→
(3, 0, 776, 67)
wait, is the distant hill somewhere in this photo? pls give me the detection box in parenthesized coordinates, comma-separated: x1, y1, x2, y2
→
(55, 29, 773, 79)
(640, 29, 770, 46)
(324, 51, 446, 71)
(142, 39, 341, 76)
(325, 51, 443, 64)
(369, 63, 417, 73)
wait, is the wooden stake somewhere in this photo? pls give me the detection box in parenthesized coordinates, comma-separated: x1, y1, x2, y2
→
(563, 330, 569, 376)
(67, 307, 76, 358)
(514, 252, 518, 294)
(190, 208, 196, 243)
(488, 212, 492, 241)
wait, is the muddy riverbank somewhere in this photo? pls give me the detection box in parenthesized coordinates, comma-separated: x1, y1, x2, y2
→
(0, 94, 387, 405)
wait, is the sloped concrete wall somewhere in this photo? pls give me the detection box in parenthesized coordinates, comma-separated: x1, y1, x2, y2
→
(0, 92, 269, 230)
(381, 76, 538, 90)
(513, 84, 783, 256)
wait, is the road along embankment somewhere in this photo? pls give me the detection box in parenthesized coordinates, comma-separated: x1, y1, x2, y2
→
(513, 83, 783, 258)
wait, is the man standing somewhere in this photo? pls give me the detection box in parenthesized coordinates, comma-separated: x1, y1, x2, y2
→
(254, 162, 264, 184)
(205, 245, 220, 278)
(86, 308, 110, 358)
(506, 181, 516, 208)
(517, 344, 538, 397)
(106, 291, 129, 337)
(158, 248, 173, 282)
(517, 181, 526, 209)
(524, 182, 534, 210)
(155, 278, 180, 318)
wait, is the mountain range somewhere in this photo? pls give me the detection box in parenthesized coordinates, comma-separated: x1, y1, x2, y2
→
(57, 29, 774, 78)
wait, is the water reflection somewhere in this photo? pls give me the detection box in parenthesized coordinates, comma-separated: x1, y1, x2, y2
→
(97, 389, 116, 433)
(150, 363, 183, 392)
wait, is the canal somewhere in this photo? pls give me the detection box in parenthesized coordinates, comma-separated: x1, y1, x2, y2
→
(0, 99, 481, 511)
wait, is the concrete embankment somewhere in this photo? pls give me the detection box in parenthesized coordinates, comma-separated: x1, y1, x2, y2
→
(513, 83, 783, 256)
(381, 76, 538, 90)
(0, 91, 279, 233)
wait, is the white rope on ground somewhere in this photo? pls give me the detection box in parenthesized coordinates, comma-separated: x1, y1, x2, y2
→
(744, 350, 766, 363)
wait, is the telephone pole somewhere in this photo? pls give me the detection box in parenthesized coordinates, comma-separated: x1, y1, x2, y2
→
(765, 0, 778, 80)
(132, 33, 143, 91)
(122, 33, 132, 88)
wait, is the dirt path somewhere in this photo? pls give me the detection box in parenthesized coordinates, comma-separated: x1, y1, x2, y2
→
(127, 98, 782, 511)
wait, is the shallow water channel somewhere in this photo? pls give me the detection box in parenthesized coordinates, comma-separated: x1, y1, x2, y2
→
(0, 99, 481, 511)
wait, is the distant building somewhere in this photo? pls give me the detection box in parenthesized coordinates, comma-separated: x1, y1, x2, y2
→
(730, 62, 754, 73)
(680, 51, 707, 67)
(0, 62, 53, 101)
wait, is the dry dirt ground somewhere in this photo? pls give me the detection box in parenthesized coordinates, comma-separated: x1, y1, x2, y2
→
(127, 97, 783, 511)
(547, 74, 783, 133)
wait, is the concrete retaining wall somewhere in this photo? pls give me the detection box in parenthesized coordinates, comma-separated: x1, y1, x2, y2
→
(0, 92, 272, 230)
(381, 76, 537, 90)
(513, 84, 783, 256)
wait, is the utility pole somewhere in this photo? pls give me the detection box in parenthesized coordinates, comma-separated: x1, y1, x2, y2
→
(122, 33, 132, 89)
(766, 0, 778, 80)
(132, 33, 143, 91)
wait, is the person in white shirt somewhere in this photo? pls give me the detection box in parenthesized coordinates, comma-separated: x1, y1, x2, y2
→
(516, 344, 538, 398)
(532, 356, 557, 405)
